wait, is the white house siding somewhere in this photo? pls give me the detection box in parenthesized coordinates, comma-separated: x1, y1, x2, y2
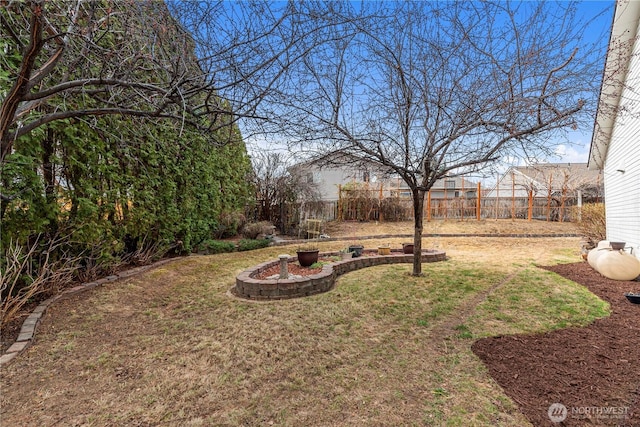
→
(603, 21, 640, 258)
(306, 166, 352, 201)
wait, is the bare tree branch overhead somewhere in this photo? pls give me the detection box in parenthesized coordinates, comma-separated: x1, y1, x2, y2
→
(1, 1, 195, 160)
(1, 0, 613, 277)
(270, 1, 611, 275)
(0, 0, 339, 161)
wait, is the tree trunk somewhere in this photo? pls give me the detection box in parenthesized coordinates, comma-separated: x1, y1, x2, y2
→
(41, 127, 58, 231)
(42, 128, 55, 205)
(0, 6, 44, 162)
(411, 188, 426, 276)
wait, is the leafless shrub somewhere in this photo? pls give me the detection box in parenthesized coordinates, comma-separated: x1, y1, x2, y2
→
(380, 198, 410, 222)
(571, 203, 606, 248)
(1, 236, 80, 329)
(121, 237, 171, 266)
(215, 212, 247, 238)
(242, 222, 275, 239)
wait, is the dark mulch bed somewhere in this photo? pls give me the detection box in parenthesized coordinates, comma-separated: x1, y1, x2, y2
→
(255, 262, 323, 279)
(472, 262, 640, 426)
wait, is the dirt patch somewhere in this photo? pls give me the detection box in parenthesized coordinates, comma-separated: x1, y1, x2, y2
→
(472, 262, 640, 426)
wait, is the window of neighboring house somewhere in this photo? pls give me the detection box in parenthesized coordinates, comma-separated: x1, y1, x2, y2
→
(445, 179, 456, 189)
(362, 169, 370, 182)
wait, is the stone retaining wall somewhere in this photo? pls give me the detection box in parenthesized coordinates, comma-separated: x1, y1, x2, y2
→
(233, 249, 447, 300)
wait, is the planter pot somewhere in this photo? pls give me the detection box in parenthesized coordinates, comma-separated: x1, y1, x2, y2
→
(611, 242, 626, 250)
(624, 293, 640, 304)
(349, 245, 364, 258)
(297, 250, 319, 267)
(402, 243, 414, 254)
(378, 246, 391, 256)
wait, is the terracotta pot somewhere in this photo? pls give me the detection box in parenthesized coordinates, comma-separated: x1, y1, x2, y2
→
(402, 243, 414, 254)
(378, 247, 391, 256)
(297, 250, 319, 267)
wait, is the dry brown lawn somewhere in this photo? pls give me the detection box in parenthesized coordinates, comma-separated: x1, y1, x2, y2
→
(323, 218, 578, 237)
(1, 220, 602, 426)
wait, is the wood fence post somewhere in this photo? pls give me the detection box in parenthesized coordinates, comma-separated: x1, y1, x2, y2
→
(443, 186, 447, 219)
(337, 184, 342, 221)
(546, 174, 553, 221)
(528, 190, 533, 221)
(560, 186, 566, 223)
(511, 171, 515, 219)
(476, 182, 481, 221)
(427, 190, 432, 222)
(379, 182, 384, 222)
(495, 174, 499, 220)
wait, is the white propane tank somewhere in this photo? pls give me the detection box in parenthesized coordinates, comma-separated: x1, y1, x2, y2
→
(596, 250, 640, 281)
(587, 241, 609, 270)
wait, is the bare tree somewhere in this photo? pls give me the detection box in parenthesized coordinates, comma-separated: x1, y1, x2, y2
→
(0, 0, 332, 162)
(276, 1, 611, 275)
(250, 151, 319, 233)
(251, 152, 294, 226)
(1, 1, 196, 161)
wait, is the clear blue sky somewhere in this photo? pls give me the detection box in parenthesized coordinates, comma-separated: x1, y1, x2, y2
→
(221, 1, 617, 167)
(553, 1, 615, 164)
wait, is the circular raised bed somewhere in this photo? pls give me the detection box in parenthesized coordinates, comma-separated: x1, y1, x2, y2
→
(232, 248, 446, 300)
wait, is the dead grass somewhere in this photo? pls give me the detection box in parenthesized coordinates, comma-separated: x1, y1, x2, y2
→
(323, 218, 579, 238)
(0, 220, 604, 426)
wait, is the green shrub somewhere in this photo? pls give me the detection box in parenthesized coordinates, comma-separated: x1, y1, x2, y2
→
(571, 203, 606, 247)
(197, 240, 236, 254)
(237, 238, 271, 252)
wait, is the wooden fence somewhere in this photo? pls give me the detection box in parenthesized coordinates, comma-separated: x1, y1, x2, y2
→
(304, 182, 592, 223)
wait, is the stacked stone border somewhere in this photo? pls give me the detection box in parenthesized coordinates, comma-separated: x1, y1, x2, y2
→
(0, 258, 179, 367)
(233, 248, 447, 300)
(271, 233, 579, 246)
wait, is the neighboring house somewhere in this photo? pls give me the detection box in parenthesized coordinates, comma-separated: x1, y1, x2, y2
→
(391, 175, 478, 200)
(588, 0, 640, 259)
(293, 158, 477, 202)
(292, 157, 390, 202)
(485, 163, 603, 202)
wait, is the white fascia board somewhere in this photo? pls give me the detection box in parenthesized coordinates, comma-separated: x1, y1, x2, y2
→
(589, 0, 640, 170)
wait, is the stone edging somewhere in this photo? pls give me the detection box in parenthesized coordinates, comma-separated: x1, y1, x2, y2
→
(0, 258, 180, 367)
(233, 248, 447, 300)
(272, 233, 579, 245)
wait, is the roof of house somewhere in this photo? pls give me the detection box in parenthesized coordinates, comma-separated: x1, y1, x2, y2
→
(501, 163, 601, 190)
(588, 0, 640, 170)
(291, 152, 394, 176)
